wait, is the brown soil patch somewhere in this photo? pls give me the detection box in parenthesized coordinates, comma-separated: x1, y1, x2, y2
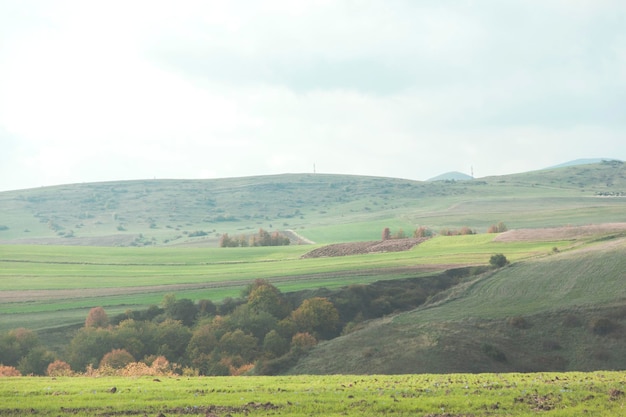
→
(493, 223, 626, 242)
(302, 238, 429, 258)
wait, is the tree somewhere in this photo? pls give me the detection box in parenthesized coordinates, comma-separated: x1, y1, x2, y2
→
(382, 227, 391, 240)
(489, 253, 509, 268)
(17, 347, 55, 375)
(0, 328, 40, 366)
(67, 327, 115, 371)
(262, 330, 290, 358)
(217, 330, 258, 363)
(198, 299, 217, 316)
(166, 298, 198, 327)
(290, 332, 317, 355)
(291, 297, 340, 340)
(487, 222, 508, 233)
(247, 280, 290, 319)
(85, 307, 109, 328)
(155, 319, 192, 362)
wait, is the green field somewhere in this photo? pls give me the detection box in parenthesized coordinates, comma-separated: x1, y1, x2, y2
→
(2, 372, 625, 416)
(0, 233, 581, 332)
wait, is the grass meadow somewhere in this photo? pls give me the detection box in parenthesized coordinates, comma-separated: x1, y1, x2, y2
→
(0, 233, 579, 332)
(1, 372, 625, 416)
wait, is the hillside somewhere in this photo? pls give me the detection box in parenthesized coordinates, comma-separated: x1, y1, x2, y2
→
(0, 161, 625, 246)
(289, 233, 626, 374)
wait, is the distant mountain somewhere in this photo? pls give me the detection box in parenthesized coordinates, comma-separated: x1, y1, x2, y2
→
(427, 171, 473, 182)
(548, 158, 622, 169)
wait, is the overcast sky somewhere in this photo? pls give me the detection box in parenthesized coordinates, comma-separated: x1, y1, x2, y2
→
(1, 0, 625, 192)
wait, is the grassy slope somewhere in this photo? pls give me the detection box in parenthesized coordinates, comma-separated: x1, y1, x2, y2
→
(0, 162, 625, 373)
(290, 237, 626, 374)
(0, 233, 574, 333)
(0, 161, 624, 246)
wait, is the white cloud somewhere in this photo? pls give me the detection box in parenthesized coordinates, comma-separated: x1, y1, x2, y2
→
(0, 0, 625, 191)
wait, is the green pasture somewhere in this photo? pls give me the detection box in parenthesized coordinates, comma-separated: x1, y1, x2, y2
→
(397, 237, 626, 324)
(0, 233, 591, 333)
(1, 372, 625, 416)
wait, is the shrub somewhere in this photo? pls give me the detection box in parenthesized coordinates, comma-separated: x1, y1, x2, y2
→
(85, 307, 109, 328)
(99, 349, 135, 369)
(562, 314, 581, 327)
(290, 332, 317, 355)
(487, 222, 508, 233)
(46, 360, 73, 377)
(590, 317, 619, 335)
(489, 253, 509, 268)
(508, 316, 530, 329)
(542, 339, 562, 351)
(482, 343, 507, 362)
(0, 365, 21, 377)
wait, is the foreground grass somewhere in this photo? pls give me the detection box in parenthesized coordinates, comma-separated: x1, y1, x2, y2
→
(1, 372, 625, 416)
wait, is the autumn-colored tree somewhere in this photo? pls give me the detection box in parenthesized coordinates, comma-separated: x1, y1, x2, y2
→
(291, 297, 340, 340)
(413, 226, 433, 238)
(85, 307, 109, 328)
(487, 222, 508, 233)
(382, 227, 391, 240)
(290, 332, 317, 355)
(100, 349, 135, 369)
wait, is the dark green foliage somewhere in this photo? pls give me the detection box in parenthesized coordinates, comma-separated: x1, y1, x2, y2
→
(490, 253, 509, 268)
(589, 317, 619, 335)
(508, 316, 530, 329)
(17, 347, 55, 375)
(482, 343, 507, 362)
(166, 298, 198, 326)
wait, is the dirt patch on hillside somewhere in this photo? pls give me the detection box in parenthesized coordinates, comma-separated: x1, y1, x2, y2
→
(302, 238, 429, 258)
(493, 223, 626, 242)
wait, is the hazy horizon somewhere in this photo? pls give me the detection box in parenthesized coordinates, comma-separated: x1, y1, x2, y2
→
(1, 1, 625, 192)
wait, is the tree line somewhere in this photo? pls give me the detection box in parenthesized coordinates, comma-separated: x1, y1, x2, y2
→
(219, 228, 290, 247)
(0, 267, 486, 376)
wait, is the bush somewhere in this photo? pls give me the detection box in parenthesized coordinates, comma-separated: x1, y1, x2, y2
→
(100, 349, 135, 369)
(46, 360, 73, 377)
(487, 222, 508, 233)
(489, 254, 509, 268)
(482, 343, 507, 362)
(508, 316, 530, 329)
(590, 317, 619, 336)
(562, 314, 581, 327)
(0, 365, 21, 376)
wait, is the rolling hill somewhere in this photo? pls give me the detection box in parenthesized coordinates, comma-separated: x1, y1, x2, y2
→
(1, 161, 625, 375)
(289, 232, 626, 374)
(0, 160, 625, 246)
